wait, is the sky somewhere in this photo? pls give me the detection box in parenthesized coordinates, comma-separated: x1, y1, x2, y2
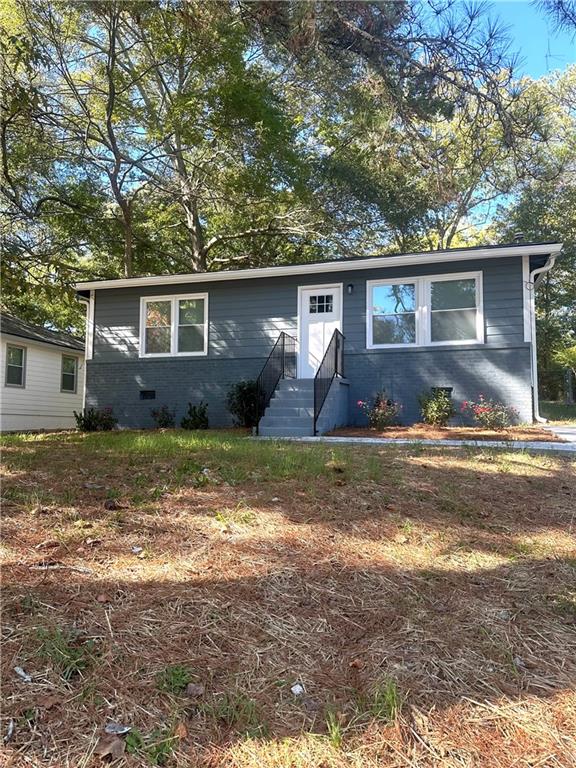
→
(486, 0, 575, 78)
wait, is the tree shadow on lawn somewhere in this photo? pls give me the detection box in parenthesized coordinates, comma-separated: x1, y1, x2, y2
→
(2, 435, 575, 763)
(2, 549, 575, 762)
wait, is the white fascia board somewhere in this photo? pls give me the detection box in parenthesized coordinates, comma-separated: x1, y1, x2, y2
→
(75, 243, 563, 292)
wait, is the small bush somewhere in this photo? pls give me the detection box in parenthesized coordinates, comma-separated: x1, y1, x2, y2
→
(226, 380, 260, 428)
(180, 401, 209, 430)
(461, 395, 519, 430)
(151, 405, 175, 429)
(419, 389, 454, 427)
(358, 392, 402, 429)
(74, 407, 117, 432)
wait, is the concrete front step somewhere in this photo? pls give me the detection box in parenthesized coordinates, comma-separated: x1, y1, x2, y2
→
(259, 425, 315, 437)
(259, 415, 312, 428)
(259, 377, 315, 437)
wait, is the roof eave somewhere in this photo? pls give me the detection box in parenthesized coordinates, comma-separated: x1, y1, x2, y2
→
(75, 242, 563, 292)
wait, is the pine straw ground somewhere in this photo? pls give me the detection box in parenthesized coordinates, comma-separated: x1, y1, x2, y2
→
(1, 430, 575, 768)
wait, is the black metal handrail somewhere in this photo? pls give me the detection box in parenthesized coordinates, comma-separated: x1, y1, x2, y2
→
(313, 329, 345, 435)
(256, 332, 297, 432)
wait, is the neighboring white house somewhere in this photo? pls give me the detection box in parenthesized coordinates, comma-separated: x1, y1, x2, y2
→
(0, 314, 85, 432)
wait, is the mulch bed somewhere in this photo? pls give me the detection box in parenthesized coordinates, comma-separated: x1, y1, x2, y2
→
(330, 423, 562, 442)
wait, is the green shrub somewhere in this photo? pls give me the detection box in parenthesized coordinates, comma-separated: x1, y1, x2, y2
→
(151, 405, 175, 429)
(358, 392, 402, 429)
(74, 407, 117, 432)
(419, 389, 454, 426)
(180, 401, 209, 430)
(461, 395, 519, 430)
(226, 380, 260, 428)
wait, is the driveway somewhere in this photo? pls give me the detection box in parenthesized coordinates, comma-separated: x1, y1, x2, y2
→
(541, 424, 576, 443)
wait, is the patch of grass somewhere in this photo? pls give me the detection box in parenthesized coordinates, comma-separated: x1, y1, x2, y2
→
(125, 726, 177, 766)
(36, 628, 97, 680)
(324, 708, 344, 749)
(202, 692, 265, 736)
(156, 664, 193, 694)
(356, 679, 402, 723)
(215, 501, 257, 526)
(540, 400, 576, 423)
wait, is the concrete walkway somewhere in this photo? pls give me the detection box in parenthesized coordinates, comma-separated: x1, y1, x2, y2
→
(540, 425, 576, 443)
(258, 435, 576, 454)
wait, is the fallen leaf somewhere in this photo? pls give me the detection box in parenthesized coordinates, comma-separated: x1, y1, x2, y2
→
(131, 546, 143, 555)
(3, 719, 15, 744)
(185, 682, 205, 698)
(85, 538, 102, 547)
(174, 722, 188, 739)
(94, 734, 126, 760)
(104, 499, 123, 511)
(14, 666, 32, 683)
(96, 593, 110, 604)
(104, 722, 131, 736)
(34, 540, 60, 550)
(37, 693, 60, 709)
(291, 682, 305, 696)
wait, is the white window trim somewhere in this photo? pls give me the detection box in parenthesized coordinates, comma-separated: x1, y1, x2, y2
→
(4, 342, 27, 388)
(61, 354, 79, 394)
(366, 271, 484, 349)
(139, 293, 209, 358)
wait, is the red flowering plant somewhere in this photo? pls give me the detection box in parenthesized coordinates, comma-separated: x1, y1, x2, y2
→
(358, 392, 402, 429)
(461, 395, 519, 430)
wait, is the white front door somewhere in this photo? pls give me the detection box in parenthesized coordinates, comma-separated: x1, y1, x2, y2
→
(298, 284, 342, 378)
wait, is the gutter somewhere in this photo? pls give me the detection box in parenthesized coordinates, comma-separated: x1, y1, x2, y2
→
(529, 253, 559, 423)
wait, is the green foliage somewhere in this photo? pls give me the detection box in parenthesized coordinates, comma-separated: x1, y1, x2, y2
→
(226, 380, 260, 428)
(74, 407, 117, 432)
(180, 401, 209, 430)
(554, 345, 576, 374)
(325, 708, 344, 749)
(356, 679, 402, 723)
(36, 628, 97, 680)
(156, 664, 192, 694)
(461, 396, 519, 430)
(150, 406, 175, 429)
(419, 389, 455, 427)
(358, 393, 402, 429)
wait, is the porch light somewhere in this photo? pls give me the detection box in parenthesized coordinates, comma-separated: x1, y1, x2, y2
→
(347, 283, 354, 295)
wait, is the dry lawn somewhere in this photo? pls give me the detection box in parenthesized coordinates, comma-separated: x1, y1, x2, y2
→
(1, 430, 575, 768)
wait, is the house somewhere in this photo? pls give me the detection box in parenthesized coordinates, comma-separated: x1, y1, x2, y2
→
(0, 314, 85, 432)
(75, 241, 562, 436)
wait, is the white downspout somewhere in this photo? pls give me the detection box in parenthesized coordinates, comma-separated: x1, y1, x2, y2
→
(76, 290, 94, 412)
(529, 254, 558, 423)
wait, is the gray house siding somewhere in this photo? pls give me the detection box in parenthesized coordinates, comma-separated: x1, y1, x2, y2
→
(86, 256, 534, 427)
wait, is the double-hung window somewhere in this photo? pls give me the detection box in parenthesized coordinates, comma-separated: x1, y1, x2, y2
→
(5, 344, 26, 387)
(61, 355, 78, 393)
(367, 272, 483, 348)
(140, 294, 208, 357)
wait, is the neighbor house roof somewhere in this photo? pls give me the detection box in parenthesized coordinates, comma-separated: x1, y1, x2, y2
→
(0, 314, 84, 352)
(75, 241, 563, 292)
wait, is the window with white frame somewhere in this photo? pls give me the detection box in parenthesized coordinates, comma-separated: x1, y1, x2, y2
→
(5, 344, 26, 387)
(61, 355, 78, 393)
(140, 294, 208, 356)
(367, 272, 483, 348)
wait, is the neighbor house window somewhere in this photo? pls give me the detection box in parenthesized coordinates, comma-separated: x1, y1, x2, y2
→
(5, 344, 26, 387)
(61, 355, 78, 393)
(367, 272, 482, 348)
(140, 294, 208, 357)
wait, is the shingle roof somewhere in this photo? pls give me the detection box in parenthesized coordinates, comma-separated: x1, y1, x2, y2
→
(0, 314, 84, 352)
